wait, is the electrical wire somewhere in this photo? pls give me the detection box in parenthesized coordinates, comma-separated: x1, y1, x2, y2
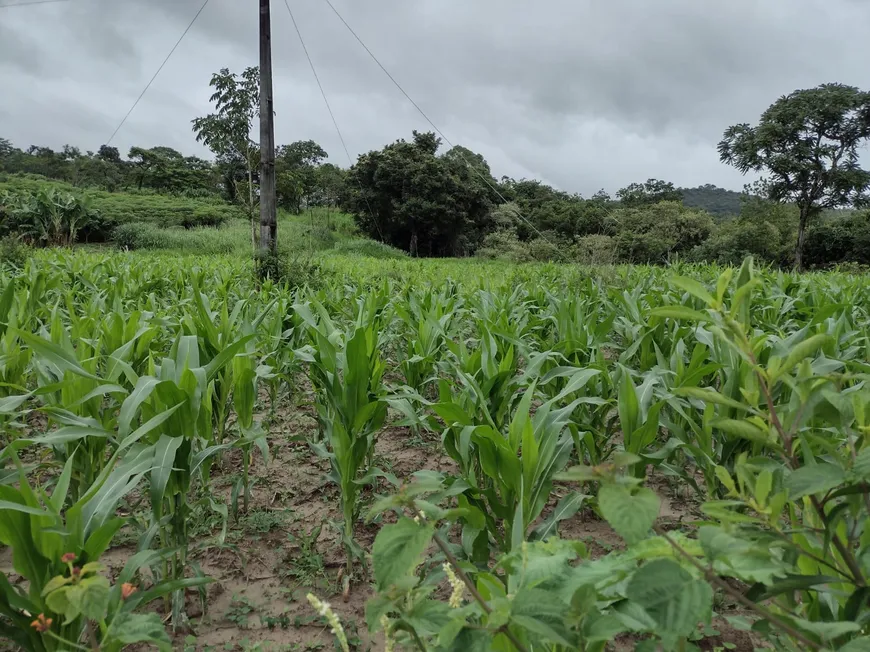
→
(281, 0, 383, 241)
(318, 0, 554, 245)
(0, 0, 70, 8)
(105, 0, 211, 145)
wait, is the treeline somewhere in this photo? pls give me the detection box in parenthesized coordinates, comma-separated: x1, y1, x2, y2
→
(3, 78, 870, 270)
(0, 138, 345, 213)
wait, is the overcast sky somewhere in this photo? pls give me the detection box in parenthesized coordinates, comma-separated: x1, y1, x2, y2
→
(2, 0, 869, 195)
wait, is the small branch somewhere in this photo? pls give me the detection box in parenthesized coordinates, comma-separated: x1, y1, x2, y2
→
(429, 530, 530, 652)
(654, 526, 822, 651)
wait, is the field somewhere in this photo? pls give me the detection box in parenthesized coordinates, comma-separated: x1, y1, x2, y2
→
(2, 249, 870, 652)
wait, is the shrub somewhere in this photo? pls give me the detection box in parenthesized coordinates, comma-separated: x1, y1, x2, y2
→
(571, 234, 617, 265)
(613, 201, 714, 263)
(256, 248, 322, 288)
(113, 222, 170, 250)
(333, 239, 407, 259)
(803, 210, 870, 268)
(475, 229, 529, 262)
(0, 235, 29, 269)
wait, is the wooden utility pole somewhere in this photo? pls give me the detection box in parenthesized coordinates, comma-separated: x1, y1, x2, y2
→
(259, 0, 277, 253)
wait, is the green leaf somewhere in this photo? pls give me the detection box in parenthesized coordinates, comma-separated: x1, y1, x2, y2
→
(712, 419, 776, 449)
(618, 369, 640, 442)
(598, 485, 659, 545)
(78, 574, 110, 620)
(12, 328, 101, 381)
(784, 463, 844, 500)
(626, 559, 713, 642)
(533, 492, 588, 541)
(372, 517, 434, 591)
(104, 611, 172, 652)
(671, 276, 716, 306)
(649, 306, 710, 322)
(773, 334, 834, 381)
(674, 387, 752, 413)
(149, 435, 183, 511)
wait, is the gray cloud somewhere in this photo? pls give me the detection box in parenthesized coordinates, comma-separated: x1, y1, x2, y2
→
(2, 0, 869, 195)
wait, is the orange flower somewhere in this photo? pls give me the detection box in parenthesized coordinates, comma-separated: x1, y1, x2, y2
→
(61, 552, 76, 564)
(121, 583, 137, 600)
(30, 613, 52, 633)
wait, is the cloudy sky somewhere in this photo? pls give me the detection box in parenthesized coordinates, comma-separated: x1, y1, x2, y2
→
(2, 0, 869, 195)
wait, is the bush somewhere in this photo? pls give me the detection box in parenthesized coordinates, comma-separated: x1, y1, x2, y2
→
(571, 234, 617, 265)
(803, 211, 870, 268)
(613, 201, 713, 264)
(0, 175, 238, 241)
(113, 222, 170, 250)
(476, 229, 529, 262)
(0, 235, 29, 269)
(113, 222, 243, 254)
(333, 239, 408, 259)
(256, 248, 322, 288)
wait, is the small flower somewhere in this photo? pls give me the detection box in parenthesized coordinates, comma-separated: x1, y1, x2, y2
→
(30, 613, 53, 633)
(442, 563, 465, 608)
(71, 566, 81, 579)
(61, 552, 76, 564)
(307, 593, 349, 652)
(121, 583, 137, 600)
(381, 615, 394, 652)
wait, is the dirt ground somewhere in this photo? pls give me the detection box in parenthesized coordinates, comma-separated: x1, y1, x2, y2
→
(0, 388, 765, 651)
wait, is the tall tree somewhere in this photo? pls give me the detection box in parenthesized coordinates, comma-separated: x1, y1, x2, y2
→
(719, 83, 870, 269)
(616, 179, 683, 208)
(193, 67, 260, 249)
(345, 131, 496, 256)
(275, 140, 327, 213)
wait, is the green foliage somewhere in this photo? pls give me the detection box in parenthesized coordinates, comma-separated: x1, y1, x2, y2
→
(0, 235, 29, 270)
(719, 82, 870, 268)
(616, 178, 683, 207)
(613, 201, 714, 263)
(332, 238, 407, 259)
(804, 210, 870, 268)
(345, 131, 498, 256)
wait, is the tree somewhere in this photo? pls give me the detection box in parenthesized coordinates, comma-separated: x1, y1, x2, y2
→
(193, 67, 260, 249)
(345, 131, 496, 256)
(275, 140, 327, 213)
(718, 83, 870, 269)
(616, 179, 683, 208)
(613, 201, 713, 264)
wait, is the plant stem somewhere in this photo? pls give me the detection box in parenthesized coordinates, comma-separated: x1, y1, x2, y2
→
(654, 526, 822, 651)
(428, 528, 530, 652)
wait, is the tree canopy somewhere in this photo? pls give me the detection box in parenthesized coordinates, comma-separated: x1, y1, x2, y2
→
(719, 82, 870, 269)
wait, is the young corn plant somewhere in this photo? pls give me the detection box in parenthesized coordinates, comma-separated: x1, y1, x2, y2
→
(131, 332, 251, 627)
(434, 368, 600, 559)
(0, 442, 205, 651)
(296, 302, 388, 592)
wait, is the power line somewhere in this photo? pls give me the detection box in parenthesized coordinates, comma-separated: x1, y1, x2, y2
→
(281, 0, 383, 241)
(105, 0, 211, 146)
(0, 0, 70, 8)
(318, 0, 554, 245)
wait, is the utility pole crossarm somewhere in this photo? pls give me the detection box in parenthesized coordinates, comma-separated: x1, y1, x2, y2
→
(259, 0, 277, 253)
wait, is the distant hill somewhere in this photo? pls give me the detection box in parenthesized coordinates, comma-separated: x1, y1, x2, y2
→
(681, 184, 744, 219)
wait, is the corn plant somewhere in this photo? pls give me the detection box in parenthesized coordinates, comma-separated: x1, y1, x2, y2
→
(128, 332, 251, 627)
(296, 302, 388, 589)
(0, 441, 205, 651)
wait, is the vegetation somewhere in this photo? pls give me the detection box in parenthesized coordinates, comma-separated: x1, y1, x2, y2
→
(719, 83, 870, 269)
(1, 251, 870, 651)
